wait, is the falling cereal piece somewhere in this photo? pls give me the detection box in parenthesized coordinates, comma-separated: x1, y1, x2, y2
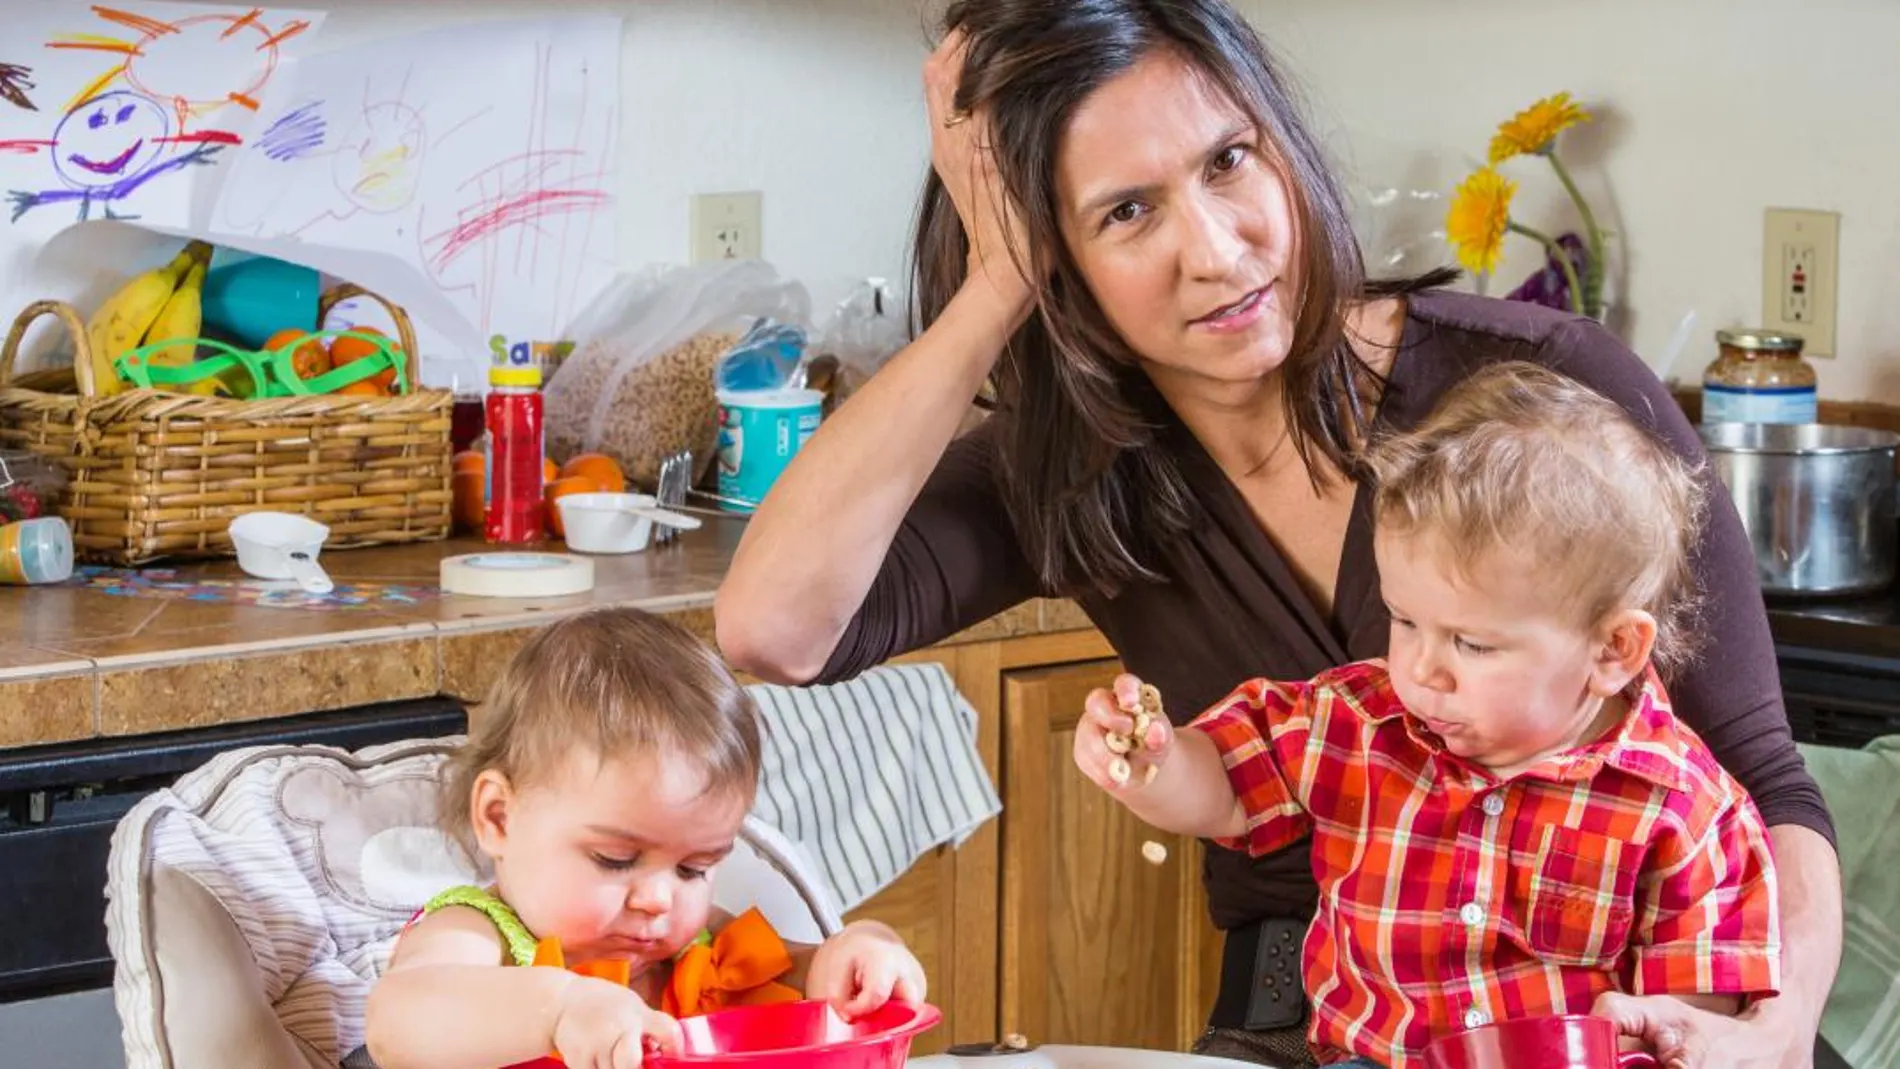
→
(1141, 840, 1169, 865)
(1003, 1034, 1031, 1052)
(1108, 756, 1131, 785)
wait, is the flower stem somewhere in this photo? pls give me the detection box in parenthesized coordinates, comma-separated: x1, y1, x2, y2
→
(1546, 153, 1605, 319)
(1508, 221, 1584, 317)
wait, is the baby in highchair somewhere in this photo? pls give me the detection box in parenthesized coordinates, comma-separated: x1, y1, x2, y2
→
(365, 607, 925, 1069)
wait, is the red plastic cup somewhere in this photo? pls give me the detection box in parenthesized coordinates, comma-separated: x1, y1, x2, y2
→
(1424, 1014, 1658, 1069)
(649, 1000, 941, 1069)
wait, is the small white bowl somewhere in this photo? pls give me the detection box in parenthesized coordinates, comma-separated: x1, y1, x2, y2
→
(228, 511, 334, 592)
(557, 492, 658, 554)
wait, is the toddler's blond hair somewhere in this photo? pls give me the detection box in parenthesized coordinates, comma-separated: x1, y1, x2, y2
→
(1363, 361, 1706, 675)
(441, 607, 761, 850)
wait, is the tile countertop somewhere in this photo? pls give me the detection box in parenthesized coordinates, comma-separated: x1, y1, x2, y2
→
(0, 518, 1092, 750)
(3, 505, 1895, 752)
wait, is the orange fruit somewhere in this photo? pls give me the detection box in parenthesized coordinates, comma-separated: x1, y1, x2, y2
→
(542, 475, 597, 539)
(330, 326, 399, 392)
(265, 328, 330, 380)
(452, 469, 485, 531)
(336, 380, 385, 397)
(544, 457, 559, 484)
(559, 453, 626, 493)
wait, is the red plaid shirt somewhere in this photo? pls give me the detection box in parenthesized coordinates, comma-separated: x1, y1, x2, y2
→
(1191, 660, 1780, 1069)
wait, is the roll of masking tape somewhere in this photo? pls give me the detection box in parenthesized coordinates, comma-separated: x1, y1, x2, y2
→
(440, 552, 595, 598)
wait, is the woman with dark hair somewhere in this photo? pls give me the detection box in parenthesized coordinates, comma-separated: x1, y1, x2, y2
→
(716, 3, 1839, 1066)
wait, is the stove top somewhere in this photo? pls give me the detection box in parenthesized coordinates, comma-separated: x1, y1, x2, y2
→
(1766, 583, 1900, 661)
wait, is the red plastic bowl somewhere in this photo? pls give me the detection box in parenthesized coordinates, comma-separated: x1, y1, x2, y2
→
(648, 999, 942, 1069)
(1423, 1014, 1657, 1069)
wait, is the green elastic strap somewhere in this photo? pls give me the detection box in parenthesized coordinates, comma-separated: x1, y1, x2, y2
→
(680, 928, 713, 958)
(424, 885, 540, 967)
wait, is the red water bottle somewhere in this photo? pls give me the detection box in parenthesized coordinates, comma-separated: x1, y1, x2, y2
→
(484, 364, 545, 544)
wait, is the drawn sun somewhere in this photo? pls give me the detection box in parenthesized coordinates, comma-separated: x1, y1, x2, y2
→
(52, 90, 168, 190)
(52, 7, 311, 128)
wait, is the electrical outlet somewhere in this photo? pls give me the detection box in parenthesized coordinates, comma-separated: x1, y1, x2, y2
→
(1780, 242, 1814, 324)
(691, 191, 762, 265)
(1761, 208, 1839, 356)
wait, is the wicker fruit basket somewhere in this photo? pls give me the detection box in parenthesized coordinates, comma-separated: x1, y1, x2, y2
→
(0, 284, 453, 565)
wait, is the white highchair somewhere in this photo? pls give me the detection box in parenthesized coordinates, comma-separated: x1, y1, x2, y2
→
(102, 735, 845, 1069)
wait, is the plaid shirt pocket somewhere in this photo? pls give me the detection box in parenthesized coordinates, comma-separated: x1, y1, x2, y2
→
(1517, 824, 1643, 968)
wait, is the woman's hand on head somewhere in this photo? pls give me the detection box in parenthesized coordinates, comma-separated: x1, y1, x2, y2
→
(923, 28, 1034, 314)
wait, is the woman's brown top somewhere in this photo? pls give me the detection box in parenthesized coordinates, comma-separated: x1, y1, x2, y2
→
(814, 289, 1833, 929)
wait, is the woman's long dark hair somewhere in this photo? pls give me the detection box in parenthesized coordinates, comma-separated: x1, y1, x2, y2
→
(911, 0, 1453, 597)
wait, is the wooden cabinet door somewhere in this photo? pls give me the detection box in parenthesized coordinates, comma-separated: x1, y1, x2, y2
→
(1000, 660, 1221, 1052)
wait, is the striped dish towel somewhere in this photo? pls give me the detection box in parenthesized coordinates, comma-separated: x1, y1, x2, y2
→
(746, 662, 1001, 913)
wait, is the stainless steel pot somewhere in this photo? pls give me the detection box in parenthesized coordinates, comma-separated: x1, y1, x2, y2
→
(1700, 422, 1900, 597)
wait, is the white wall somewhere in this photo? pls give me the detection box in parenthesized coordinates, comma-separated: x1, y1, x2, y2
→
(272, 0, 940, 337)
(4, 0, 939, 382)
(1237, 0, 1900, 401)
(19, 0, 1899, 402)
(453, 0, 1899, 402)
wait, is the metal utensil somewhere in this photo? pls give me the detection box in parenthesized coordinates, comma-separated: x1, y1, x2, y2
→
(608, 499, 702, 531)
(687, 486, 758, 511)
(655, 449, 691, 544)
(1701, 422, 1900, 596)
(659, 501, 748, 520)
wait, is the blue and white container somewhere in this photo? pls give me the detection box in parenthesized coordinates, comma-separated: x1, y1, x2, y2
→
(715, 387, 824, 511)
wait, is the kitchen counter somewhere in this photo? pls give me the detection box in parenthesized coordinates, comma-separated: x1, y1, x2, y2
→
(6, 507, 1895, 754)
(0, 519, 1093, 750)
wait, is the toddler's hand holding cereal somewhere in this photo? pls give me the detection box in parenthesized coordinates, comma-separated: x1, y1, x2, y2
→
(1074, 673, 1173, 791)
(551, 975, 683, 1069)
(805, 920, 927, 1022)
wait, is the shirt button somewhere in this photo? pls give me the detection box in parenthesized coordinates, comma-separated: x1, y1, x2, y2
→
(1481, 793, 1505, 816)
(1459, 902, 1486, 926)
(1464, 1007, 1490, 1029)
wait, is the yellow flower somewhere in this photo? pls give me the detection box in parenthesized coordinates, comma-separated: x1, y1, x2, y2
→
(1445, 168, 1516, 275)
(1488, 92, 1591, 164)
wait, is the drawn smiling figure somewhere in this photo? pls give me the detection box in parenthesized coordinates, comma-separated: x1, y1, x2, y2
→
(8, 90, 222, 224)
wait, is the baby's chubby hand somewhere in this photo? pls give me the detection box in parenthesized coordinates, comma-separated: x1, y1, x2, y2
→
(804, 920, 927, 1022)
(551, 975, 682, 1069)
(1074, 673, 1174, 792)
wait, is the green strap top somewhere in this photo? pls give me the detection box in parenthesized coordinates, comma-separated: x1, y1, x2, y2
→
(420, 885, 719, 969)
(422, 885, 540, 967)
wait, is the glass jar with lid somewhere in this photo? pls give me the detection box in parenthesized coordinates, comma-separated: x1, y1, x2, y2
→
(1701, 328, 1817, 425)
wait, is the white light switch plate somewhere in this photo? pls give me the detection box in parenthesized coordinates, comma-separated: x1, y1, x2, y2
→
(691, 191, 762, 265)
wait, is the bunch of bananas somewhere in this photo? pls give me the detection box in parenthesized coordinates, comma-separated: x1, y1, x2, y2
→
(84, 240, 213, 397)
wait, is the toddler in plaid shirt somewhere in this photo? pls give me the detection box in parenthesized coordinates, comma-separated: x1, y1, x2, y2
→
(1077, 362, 1780, 1069)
